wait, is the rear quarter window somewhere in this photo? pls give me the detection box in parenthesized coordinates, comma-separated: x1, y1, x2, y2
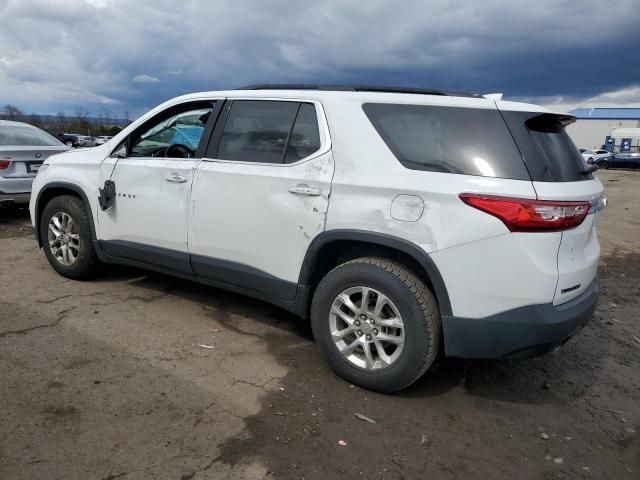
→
(362, 103, 530, 180)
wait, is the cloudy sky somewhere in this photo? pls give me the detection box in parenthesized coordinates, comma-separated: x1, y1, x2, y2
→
(1, 0, 639, 118)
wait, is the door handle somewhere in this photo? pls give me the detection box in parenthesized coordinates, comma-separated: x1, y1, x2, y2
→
(166, 173, 188, 183)
(288, 184, 321, 196)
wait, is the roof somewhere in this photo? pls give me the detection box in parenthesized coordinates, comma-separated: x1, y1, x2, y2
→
(0, 119, 34, 127)
(240, 84, 482, 98)
(569, 108, 640, 120)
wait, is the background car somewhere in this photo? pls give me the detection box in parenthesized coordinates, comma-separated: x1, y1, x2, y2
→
(599, 152, 640, 169)
(1, 120, 69, 207)
(581, 149, 612, 164)
(57, 133, 80, 148)
(94, 135, 112, 145)
(75, 135, 96, 147)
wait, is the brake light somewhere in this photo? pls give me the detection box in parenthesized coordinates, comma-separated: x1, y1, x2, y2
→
(0, 160, 10, 170)
(459, 193, 590, 232)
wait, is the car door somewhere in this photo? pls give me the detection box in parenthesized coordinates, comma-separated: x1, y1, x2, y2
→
(97, 100, 220, 274)
(189, 99, 334, 301)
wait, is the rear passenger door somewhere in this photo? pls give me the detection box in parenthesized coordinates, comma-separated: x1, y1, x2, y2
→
(188, 99, 333, 301)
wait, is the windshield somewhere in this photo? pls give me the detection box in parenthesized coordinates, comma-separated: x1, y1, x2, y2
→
(0, 125, 64, 146)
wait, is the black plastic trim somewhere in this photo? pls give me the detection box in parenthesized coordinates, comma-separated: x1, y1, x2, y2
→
(205, 100, 233, 159)
(300, 229, 452, 317)
(195, 100, 225, 159)
(442, 280, 599, 359)
(99, 240, 192, 275)
(240, 84, 482, 98)
(191, 254, 298, 301)
(95, 240, 307, 316)
(34, 182, 97, 248)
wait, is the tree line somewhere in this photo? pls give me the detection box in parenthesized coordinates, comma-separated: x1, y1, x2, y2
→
(0, 104, 131, 137)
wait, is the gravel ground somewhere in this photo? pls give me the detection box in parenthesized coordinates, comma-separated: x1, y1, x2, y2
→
(0, 169, 638, 480)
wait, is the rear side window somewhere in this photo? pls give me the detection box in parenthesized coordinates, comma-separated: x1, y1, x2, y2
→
(362, 103, 530, 180)
(216, 100, 321, 164)
(0, 125, 63, 146)
(500, 112, 591, 182)
(285, 103, 321, 164)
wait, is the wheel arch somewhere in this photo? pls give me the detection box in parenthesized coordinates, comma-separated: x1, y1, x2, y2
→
(35, 182, 97, 248)
(299, 230, 452, 317)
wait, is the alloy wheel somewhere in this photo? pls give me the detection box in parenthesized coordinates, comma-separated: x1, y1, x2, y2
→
(329, 286, 405, 370)
(47, 211, 81, 266)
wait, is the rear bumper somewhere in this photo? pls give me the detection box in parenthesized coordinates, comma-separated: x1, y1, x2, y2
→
(442, 279, 599, 359)
(0, 192, 31, 205)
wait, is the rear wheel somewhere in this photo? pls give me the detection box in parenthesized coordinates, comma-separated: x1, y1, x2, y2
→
(311, 257, 440, 393)
(598, 160, 609, 169)
(40, 195, 99, 279)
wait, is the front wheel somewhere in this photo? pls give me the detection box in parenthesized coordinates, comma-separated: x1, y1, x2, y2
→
(40, 195, 99, 280)
(311, 257, 441, 393)
(598, 160, 610, 169)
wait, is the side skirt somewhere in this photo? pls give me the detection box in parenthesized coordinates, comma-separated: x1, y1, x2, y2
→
(95, 240, 309, 317)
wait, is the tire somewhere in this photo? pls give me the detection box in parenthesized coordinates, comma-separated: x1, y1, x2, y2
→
(64, 141, 73, 147)
(598, 160, 609, 169)
(588, 157, 593, 163)
(311, 257, 441, 393)
(40, 195, 99, 280)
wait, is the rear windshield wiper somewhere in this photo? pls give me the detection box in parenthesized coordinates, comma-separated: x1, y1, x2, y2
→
(581, 164, 599, 174)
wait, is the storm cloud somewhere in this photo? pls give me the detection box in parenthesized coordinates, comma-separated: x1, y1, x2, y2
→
(1, 0, 638, 116)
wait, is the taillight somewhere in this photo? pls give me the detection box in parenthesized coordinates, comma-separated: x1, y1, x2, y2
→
(459, 193, 590, 232)
(0, 160, 10, 170)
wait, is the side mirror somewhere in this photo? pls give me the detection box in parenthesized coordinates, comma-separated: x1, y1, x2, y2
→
(112, 144, 127, 158)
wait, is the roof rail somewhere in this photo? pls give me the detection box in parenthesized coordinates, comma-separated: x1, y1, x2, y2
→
(239, 84, 482, 98)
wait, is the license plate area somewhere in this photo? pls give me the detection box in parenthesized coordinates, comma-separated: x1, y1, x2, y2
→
(26, 161, 43, 174)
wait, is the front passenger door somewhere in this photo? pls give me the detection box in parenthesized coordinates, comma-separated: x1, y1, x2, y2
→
(97, 100, 220, 274)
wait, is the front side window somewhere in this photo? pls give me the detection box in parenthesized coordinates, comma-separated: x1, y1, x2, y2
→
(0, 125, 64, 147)
(129, 104, 213, 158)
(216, 100, 321, 164)
(363, 103, 530, 180)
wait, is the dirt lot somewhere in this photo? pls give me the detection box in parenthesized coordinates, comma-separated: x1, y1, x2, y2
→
(1, 170, 638, 480)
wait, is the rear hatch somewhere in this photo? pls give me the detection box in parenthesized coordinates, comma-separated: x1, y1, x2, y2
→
(499, 108, 605, 305)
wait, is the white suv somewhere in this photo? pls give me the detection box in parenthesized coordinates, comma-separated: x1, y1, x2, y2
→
(29, 85, 605, 392)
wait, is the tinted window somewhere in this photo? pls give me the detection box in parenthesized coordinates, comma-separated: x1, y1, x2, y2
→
(217, 101, 298, 163)
(501, 112, 590, 182)
(362, 103, 530, 180)
(284, 103, 321, 163)
(0, 125, 64, 146)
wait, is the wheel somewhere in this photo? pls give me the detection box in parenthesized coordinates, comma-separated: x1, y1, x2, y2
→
(64, 141, 73, 147)
(588, 157, 593, 162)
(311, 257, 441, 393)
(598, 160, 609, 169)
(40, 195, 99, 280)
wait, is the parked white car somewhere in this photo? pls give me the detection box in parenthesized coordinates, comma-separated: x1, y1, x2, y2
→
(581, 149, 611, 164)
(29, 85, 604, 392)
(94, 136, 112, 146)
(75, 135, 96, 147)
